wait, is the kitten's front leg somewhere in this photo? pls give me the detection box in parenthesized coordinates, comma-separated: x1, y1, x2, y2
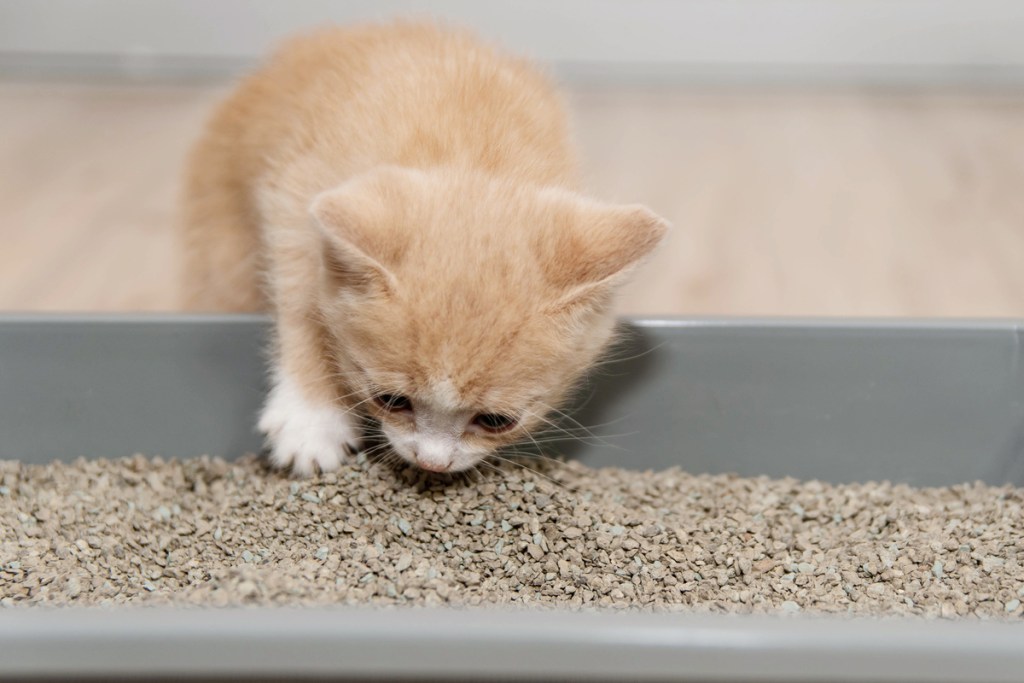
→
(258, 371, 361, 477)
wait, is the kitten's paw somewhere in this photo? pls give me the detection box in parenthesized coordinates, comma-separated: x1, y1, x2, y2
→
(258, 376, 361, 477)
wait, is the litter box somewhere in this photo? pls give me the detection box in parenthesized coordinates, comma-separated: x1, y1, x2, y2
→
(1, 314, 1022, 682)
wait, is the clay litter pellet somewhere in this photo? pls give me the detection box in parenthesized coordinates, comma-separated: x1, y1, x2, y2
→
(1, 453, 1023, 617)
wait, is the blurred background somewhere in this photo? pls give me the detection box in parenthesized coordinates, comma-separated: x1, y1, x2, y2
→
(1, 0, 1023, 317)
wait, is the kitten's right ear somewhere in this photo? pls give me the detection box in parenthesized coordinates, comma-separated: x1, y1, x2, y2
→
(310, 183, 401, 295)
(538, 192, 669, 313)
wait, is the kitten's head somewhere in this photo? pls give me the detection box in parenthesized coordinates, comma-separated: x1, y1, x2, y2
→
(311, 166, 667, 473)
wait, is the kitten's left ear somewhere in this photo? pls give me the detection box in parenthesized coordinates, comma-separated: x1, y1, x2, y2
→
(540, 191, 669, 312)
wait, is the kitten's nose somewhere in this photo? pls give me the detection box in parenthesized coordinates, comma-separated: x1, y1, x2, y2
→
(412, 449, 452, 473)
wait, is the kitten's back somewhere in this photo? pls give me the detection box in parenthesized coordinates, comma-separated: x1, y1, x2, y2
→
(243, 23, 578, 183)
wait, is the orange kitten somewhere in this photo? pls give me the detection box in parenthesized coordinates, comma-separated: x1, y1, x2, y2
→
(181, 22, 667, 476)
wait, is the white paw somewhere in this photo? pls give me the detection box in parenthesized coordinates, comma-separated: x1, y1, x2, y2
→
(257, 374, 361, 477)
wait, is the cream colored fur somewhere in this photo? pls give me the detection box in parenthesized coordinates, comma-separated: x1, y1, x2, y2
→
(181, 22, 667, 475)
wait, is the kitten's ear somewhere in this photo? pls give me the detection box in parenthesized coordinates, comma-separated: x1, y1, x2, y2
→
(541, 192, 669, 312)
(310, 175, 407, 295)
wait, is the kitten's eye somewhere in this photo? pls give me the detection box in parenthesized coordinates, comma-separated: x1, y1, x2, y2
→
(472, 412, 518, 434)
(373, 393, 412, 413)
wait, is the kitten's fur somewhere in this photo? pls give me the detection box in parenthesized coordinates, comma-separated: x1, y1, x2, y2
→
(182, 23, 667, 475)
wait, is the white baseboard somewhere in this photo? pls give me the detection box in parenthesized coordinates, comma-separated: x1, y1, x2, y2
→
(3, 0, 1024, 85)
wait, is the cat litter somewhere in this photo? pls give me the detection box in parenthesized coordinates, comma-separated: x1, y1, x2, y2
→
(1, 453, 1022, 617)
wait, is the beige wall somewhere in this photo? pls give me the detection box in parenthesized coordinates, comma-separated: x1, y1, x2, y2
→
(3, 0, 1024, 84)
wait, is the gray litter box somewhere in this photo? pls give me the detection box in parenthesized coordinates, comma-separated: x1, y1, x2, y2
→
(1, 314, 1023, 682)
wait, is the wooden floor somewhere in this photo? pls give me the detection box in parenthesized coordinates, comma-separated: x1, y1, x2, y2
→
(2, 82, 1024, 317)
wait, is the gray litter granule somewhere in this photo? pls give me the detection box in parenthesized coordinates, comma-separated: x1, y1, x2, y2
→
(1, 454, 1022, 618)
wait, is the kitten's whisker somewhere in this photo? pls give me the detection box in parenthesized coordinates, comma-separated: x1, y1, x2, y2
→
(487, 448, 569, 491)
(490, 452, 568, 492)
(332, 394, 374, 413)
(474, 459, 508, 480)
(532, 432, 634, 454)
(518, 434, 635, 448)
(525, 406, 593, 435)
(479, 456, 517, 478)
(524, 414, 616, 450)
(461, 467, 478, 486)
(376, 453, 403, 470)
(528, 403, 627, 450)
(589, 339, 668, 371)
(523, 414, 586, 441)
(520, 424, 549, 457)
(498, 450, 567, 470)
(545, 411, 634, 433)
(526, 425, 630, 442)
(515, 423, 597, 461)
(529, 420, 627, 435)
(364, 442, 397, 458)
(533, 402, 606, 440)
(360, 443, 393, 457)
(526, 425, 638, 443)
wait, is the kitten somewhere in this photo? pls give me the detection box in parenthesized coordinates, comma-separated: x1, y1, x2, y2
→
(181, 22, 668, 476)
